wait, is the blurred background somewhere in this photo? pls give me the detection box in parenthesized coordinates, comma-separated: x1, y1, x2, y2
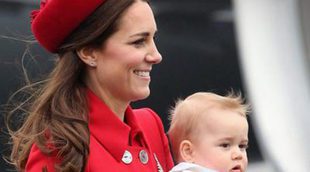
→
(0, 0, 309, 171)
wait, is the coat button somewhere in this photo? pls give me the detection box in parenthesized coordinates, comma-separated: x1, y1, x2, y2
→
(122, 150, 132, 164)
(139, 150, 149, 164)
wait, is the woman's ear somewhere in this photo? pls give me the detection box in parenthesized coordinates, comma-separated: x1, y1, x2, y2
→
(76, 47, 98, 67)
(179, 140, 195, 163)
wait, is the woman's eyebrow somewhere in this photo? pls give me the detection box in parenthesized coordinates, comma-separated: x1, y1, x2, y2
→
(129, 32, 150, 38)
(129, 30, 158, 38)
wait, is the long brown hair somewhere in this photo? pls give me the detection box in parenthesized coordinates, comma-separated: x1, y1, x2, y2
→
(7, 0, 149, 171)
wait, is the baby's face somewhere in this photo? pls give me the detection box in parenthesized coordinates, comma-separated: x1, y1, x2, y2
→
(192, 109, 249, 172)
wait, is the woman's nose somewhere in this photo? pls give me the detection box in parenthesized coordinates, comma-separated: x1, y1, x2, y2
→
(146, 42, 162, 64)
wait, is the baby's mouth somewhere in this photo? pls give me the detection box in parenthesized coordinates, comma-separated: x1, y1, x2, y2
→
(230, 165, 242, 172)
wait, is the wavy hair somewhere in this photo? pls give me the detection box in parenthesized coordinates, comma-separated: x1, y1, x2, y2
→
(7, 0, 149, 171)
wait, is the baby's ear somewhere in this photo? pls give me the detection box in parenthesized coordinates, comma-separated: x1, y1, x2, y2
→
(179, 140, 195, 163)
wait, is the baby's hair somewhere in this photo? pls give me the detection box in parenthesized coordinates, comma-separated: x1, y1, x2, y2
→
(167, 91, 250, 162)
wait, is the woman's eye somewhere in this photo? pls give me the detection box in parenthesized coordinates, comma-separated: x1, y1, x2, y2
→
(131, 38, 146, 47)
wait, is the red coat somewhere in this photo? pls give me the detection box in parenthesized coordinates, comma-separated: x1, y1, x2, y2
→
(26, 90, 174, 171)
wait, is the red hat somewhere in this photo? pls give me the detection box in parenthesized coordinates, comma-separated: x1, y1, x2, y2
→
(31, 0, 105, 53)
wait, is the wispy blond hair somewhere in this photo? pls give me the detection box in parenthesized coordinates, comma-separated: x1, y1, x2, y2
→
(167, 91, 250, 162)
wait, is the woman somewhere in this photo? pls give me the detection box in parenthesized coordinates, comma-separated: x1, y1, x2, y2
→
(9, 0, 174, 171)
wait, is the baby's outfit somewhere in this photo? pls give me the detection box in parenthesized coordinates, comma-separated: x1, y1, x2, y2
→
(170, 162, 217, 172)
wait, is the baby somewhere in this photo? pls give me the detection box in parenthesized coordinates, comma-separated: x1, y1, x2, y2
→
(168, 92, 249, 172)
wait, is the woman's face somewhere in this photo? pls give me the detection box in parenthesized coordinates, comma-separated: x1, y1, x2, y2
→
(85, 0, 161, 104)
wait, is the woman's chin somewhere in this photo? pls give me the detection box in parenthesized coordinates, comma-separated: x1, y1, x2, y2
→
(132, 89, 150, 102)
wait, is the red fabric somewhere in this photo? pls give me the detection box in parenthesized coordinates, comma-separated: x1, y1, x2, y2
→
(31, 0, 105, 53)
(25, 145, 60, 172)
(25, 89, 174, 171)
(134, 108, 175, 171)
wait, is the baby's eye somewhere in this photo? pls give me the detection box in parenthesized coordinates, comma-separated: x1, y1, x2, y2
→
(239, 144, 249, 150)
(153, 35, 158, 42)
(219, 143, 230, 148)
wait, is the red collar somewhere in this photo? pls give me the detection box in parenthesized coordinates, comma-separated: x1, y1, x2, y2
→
(87, 89, 144, 162)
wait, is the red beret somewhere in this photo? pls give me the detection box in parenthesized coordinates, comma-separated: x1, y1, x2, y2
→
(31, 0, 105, 53)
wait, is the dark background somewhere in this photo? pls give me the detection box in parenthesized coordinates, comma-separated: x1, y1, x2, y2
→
(0, 0, 262, 171)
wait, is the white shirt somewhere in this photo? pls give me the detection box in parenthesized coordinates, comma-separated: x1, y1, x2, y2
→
(170, 162, 217, 172)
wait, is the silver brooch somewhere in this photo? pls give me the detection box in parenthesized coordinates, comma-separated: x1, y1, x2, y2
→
(153, 153, 164, 172)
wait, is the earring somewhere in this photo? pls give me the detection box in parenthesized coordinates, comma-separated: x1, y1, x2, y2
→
(89, 61, 96, 67)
